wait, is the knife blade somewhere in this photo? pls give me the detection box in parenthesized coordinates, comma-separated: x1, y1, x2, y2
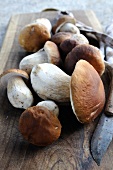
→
(91, 111, 113, 166)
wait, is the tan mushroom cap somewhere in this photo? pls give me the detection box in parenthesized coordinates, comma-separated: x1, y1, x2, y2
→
(51, 32, 73, 46)
(70, 60, 105, 123)
(18, 23, 51, 52)
(0, 69, 29, 86)
(64, 44, 105, 75)
(52, 15, 76, 33)
(44, 41, 62, 66)
(19, 106, 62, 146)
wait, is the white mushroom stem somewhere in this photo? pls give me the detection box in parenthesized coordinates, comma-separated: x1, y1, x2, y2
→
(19, 48, 48, 74)
(7, 76, 34, 109)
(36, 100, 59, 117)
(31, 63, 71, 102)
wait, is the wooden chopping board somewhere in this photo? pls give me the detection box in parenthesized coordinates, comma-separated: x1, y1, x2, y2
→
(0, 10, 112, 170)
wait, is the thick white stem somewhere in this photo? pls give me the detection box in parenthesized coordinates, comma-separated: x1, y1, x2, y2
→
(7, 76, 34, 109)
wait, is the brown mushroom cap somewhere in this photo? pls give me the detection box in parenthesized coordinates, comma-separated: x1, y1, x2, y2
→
(51, 32, 73, 46)
(60, 39, 79, 55)
(18, 23, 51, 52)
(44, 41, 62, 66)
(19, 106, 62, 146)
(60, 34, 89, 55)
(0, 69, 29, 86)
(64, 44, 105, 75)
(70, 60, 105, 123)
(52, 15, 76, 33)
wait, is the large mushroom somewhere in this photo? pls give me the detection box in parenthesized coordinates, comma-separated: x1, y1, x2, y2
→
(19, 105, 62, 146)
(19, 41, 62, 74)
(18, 18, 51, 52)
(70, 60, 105, 123)
(0, 69, 34, 109)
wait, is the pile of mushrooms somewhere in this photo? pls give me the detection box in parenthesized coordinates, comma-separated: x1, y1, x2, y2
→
(0, 13, 106, 146)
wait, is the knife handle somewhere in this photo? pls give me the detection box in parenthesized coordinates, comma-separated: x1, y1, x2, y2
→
(105, 76, 113, 115)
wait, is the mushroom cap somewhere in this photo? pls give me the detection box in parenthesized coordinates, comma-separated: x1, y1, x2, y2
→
(19, 106, 62, 146)
(0, 69, 29, 86)
(64, 44, 105, 75)
(18, 23, 51, 52)
(52, 15, 76, 33)
(51, 32, 73, 46)
(60, 34, 89, 55)
(44, 41, 62, 66)
(70, 60, 105, 123)
(60, 39, 79, 55)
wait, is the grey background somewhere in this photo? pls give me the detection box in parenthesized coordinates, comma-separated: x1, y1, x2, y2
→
(0, 0, 113, 49)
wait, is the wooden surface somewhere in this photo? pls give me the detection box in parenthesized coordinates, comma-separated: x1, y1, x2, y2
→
(0, 10, 112, 170)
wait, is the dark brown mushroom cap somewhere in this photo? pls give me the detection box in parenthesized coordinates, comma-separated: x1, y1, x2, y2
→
(70, 60, 105, 123)
(44, 41, 62, 66)
(52, 15, 76, 34)
(18, 23, 51, 52)
(64, 44, 105, 75)
(60, 39, 79, 55)
(19, 106, 62, 146)
(60, 33, 89, 55)
(51, 32, 73, 46)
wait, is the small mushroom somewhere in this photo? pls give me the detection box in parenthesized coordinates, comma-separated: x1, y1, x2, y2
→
(19, 41, 62, 74)
(0, 69, 34, 109)
(18, 18, 51, 52)
(30, 63, 71, 102)
(60, 33, 89, 55)
(64, 44, 105, 75)
(70, 60, 105, 123)
(19, 106, 62, 146)
(36, 100, 59, 117)
(52, 15, 76, 34)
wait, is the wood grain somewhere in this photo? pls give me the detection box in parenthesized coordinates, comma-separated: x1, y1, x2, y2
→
(0, 10, 112, 170)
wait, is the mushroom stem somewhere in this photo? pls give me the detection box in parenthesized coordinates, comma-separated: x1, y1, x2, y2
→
(36, 100, 59, 117)
(19, 48, 48, 74)
(7, 76, 34, 109)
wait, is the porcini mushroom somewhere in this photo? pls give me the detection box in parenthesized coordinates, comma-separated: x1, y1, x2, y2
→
(52, 15, 76, 33)
(19, 41, 62, 74)
(0, 69, 34, 109)
(70, 60, 105, 123)
(30, 63, 71, 102)
(64, 44, 105, 75)
(36, 100, 59, 117)
(18, 18, 51, 52)
(19, 106, 62, 146)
